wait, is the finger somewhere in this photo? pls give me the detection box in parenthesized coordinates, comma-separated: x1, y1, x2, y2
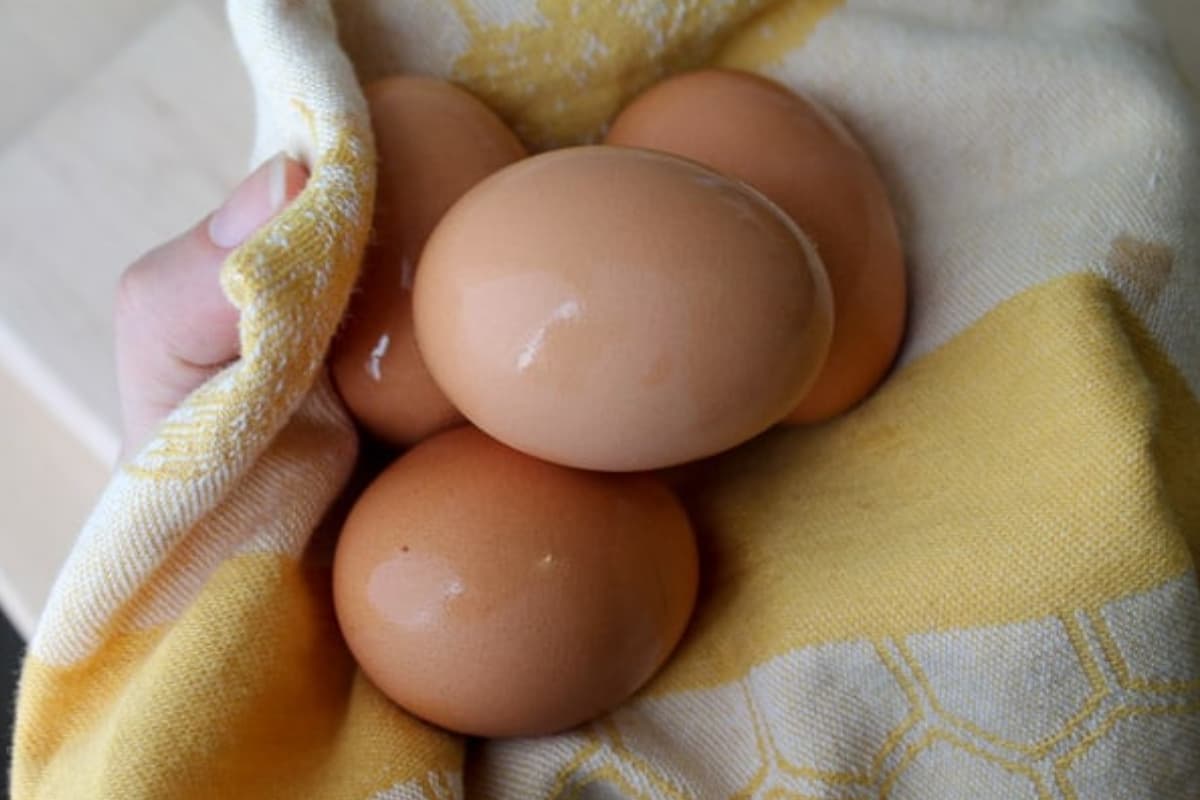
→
(115, 153, 308, 458)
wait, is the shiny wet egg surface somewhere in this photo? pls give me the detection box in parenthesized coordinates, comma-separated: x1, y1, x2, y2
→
(607, 68, 906, 422)
(413, 145, 833, 471)
(331, 76, 526, 446)
(332, 426, 700, 737)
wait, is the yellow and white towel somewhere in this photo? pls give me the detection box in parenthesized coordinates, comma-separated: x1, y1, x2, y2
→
(13, 0, 1200, 797)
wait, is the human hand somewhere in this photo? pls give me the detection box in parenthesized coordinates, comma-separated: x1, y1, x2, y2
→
(114, 154, 308, 460)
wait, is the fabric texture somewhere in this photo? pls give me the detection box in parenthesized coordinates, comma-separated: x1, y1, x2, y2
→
(12, 0, 1200, 797)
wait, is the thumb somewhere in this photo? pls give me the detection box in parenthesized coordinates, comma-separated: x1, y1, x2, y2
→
(115, 153, 308, 459)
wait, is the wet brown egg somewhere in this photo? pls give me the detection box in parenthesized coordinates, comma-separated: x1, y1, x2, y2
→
(412, 145, 833, 471)
(331, 76, 526, 446)
(332, 426, 699, 737)
(607, 68, 907, 422)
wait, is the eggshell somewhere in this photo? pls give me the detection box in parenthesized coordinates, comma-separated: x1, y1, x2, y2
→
(332, 426, 699, 738)
(412, 145, 833, 472)
(607, 68, 907, 422)
(330, 76, 525, 446)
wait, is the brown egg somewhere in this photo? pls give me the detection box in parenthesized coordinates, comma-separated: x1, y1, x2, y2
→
(331, 76, 526, 446)
(607, 68, 907, 423)
(413, 146, 833, 472)
(332, 426, 699, 738)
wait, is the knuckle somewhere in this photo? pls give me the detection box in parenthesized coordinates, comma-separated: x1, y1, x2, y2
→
(115, 258, 151, 324)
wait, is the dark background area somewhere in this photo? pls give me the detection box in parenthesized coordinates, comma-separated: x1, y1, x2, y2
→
(2, 613, 21, 800)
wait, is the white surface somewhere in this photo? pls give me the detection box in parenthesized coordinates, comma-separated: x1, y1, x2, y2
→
(1146, 0, 1200, 92)
(0, 357, 108, 638)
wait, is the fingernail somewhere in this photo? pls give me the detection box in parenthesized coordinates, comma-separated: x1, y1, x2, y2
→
(207, 153, 290, 249)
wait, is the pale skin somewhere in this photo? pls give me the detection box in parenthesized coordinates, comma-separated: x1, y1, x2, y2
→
(114, 154, 309, 460)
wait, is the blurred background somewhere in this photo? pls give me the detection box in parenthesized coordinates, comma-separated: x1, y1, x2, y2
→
(0, 0, 1196, 795)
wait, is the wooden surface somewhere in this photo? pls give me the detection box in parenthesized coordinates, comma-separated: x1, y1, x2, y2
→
(0, 1, 1196, 639)
(0, 0, 251, 637)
